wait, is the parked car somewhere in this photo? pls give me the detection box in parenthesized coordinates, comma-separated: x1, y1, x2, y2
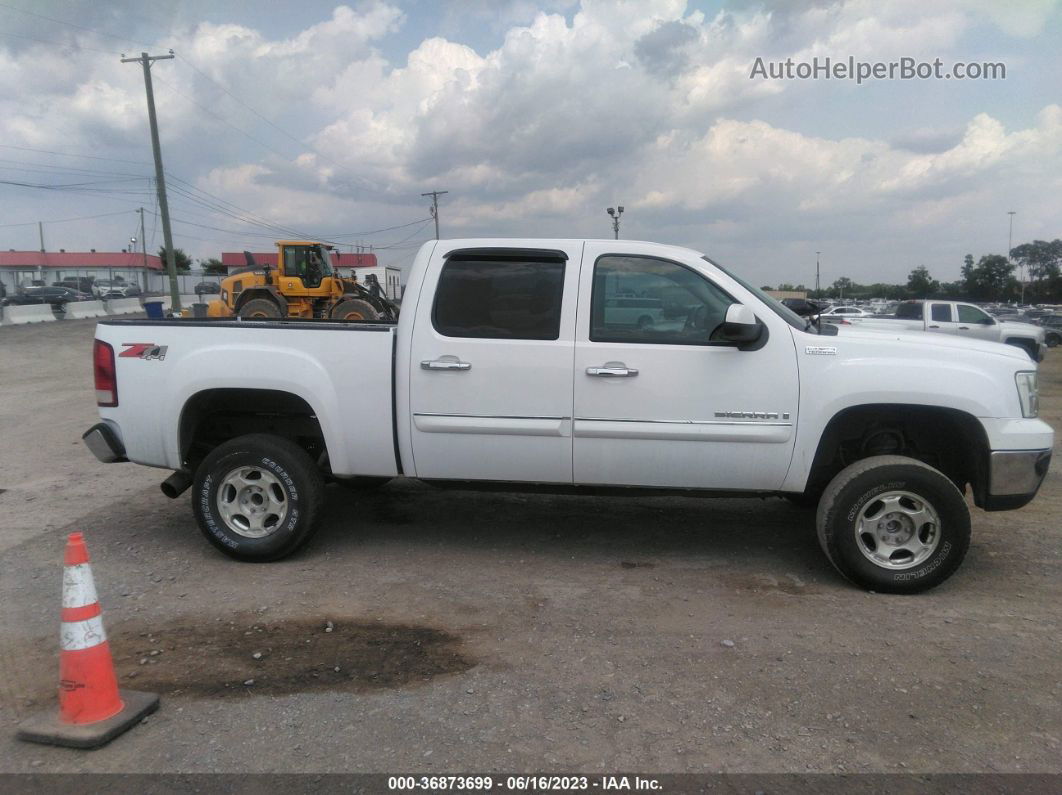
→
(55, 277, 96, 294)
(780, 297, 826, 317)
(819, 305, 873, 317)
(1038, 315, 1062, 347)
(194, 281, 222, 295)
(3, 286, 89, 306)
(84, 237, 1053, 593)
(93, 279, 141, 298)
(837, 300, 1047, 361)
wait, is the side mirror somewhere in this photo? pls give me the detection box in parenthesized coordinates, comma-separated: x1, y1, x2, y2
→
(717, 304, 763, 345)
(981, 317, 995, 325)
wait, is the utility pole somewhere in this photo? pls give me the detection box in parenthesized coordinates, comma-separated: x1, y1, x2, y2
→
(606, 206, 624, 239)
(38, 221, 45, 252)
(1008, 210, 1020, 305)
(138, 207, 149, 291)
(123, 50, 180, 312)
(815, 251, 821, 295)
(421, 190, 448, 239)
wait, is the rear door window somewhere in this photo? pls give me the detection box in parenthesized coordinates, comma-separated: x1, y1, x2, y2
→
(432, 257, 565, 340)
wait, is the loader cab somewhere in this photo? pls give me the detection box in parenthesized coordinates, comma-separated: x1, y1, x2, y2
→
(279, 242, 335, 292)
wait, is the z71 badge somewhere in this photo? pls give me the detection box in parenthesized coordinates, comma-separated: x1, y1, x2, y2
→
(119, 342, 168, 361)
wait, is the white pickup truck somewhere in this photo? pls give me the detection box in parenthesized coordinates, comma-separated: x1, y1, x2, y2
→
(84, 239, 1054, 593)
(826, 300, 1047, 361)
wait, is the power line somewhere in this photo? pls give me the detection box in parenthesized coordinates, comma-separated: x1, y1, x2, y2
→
(0, 29, 117, 55)
(153, 74, 303, 163)
(0, 210, 132, 229)
(0, 1, 153, 48)
(0, 143, 150, 166)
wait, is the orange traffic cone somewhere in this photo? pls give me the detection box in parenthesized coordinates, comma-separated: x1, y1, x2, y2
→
(17, 532, 159, 749)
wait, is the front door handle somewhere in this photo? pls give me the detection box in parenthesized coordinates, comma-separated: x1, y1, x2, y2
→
(421, 357, 471, 371)
(928, 325, 940, 329)
(958, 326, 970, 330)
(586, 365, 638, 377)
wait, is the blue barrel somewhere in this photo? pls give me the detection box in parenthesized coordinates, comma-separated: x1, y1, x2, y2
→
(144, 300, 164, 319)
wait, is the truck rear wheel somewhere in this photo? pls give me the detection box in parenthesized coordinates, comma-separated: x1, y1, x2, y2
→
(238, 298, 282, 319)
(192, 434, 325, 561)
(331, 298, 379, 321)
(815, 455, 970, 593)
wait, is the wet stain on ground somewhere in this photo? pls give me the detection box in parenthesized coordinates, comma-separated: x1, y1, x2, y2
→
(112, 615, 474, 698)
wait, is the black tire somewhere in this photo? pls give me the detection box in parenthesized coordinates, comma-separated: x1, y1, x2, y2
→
(238, 298, 282, 319)
(334, 476, 392, 491)
(1046, 332, 1060, 348)
(192, 434, 325, 561)
(331, 298, 379, 321)
(815, 455, 970, 593)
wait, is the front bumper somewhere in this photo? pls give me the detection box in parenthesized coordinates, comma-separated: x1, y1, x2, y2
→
(82, 422, 127, 464)
(983, 449, 1052, 511)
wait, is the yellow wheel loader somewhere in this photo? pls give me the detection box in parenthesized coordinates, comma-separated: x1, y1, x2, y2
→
(205, 241, 397, 322)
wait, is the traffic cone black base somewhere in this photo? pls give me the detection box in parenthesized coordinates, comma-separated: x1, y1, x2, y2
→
(17, 689, 159, 749)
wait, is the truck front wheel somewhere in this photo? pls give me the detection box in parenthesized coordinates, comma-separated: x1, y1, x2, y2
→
(815, 455, 970, 593)
(192, 434, 325, 561)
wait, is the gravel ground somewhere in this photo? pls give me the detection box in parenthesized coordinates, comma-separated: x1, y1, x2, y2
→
(0, 318, 1059, 774)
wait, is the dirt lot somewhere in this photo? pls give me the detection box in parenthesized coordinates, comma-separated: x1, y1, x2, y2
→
(0, 318, 1059, 774)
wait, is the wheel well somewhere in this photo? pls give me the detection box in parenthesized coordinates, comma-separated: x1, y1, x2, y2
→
(1004, 337, 1038, 359)
(805, 405, 990, 506)
(179, 389, 326, 473)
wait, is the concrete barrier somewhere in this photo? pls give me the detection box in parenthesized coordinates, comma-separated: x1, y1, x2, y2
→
(1, 303, 57, 325)
(105, 298, 142, 315)
(63, 300, 108, 319)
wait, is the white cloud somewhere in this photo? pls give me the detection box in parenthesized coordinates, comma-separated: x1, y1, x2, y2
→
(0, 0, 1059, 286)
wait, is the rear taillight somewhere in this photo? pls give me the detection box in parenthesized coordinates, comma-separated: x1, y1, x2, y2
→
(94, 339, 117, 407)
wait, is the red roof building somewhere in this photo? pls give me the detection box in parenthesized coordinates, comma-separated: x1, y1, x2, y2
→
(0, 250, 163, 293)
(0, 250, 163, 269)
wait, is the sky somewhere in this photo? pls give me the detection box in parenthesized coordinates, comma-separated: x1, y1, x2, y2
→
(0, 0, 1059, 287)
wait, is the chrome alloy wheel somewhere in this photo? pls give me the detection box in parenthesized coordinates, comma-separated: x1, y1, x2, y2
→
(216, 466, 289, 538)
(854, 490, 941, 570)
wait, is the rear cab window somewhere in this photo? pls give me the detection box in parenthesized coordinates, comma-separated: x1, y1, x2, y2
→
(432, 252, 566, 340)
(930, 304, 953, 322)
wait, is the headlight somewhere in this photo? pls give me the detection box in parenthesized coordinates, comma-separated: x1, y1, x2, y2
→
(1016, 371, 1039, 418)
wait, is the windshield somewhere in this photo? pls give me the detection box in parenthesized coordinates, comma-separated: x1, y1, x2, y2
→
(702, 255, 812, 332)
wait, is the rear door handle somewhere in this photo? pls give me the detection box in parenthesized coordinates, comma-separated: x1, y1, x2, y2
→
(586, 365, 638, 377)
(928, 325, 940, 329)
(958, 326, 970, 330)
(421, 357, 471, 371)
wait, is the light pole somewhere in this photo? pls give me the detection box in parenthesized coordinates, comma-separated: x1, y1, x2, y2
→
(815, 251, 821, 296)
(606, 206, 624, 239)
(1008, 210, 1020, 305)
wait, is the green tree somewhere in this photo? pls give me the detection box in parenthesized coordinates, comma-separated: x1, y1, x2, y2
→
(202, 257, 227, 275)
(832, 277, 853, 300)
(157, 246, 191, 273)
(1011, 239, 1062, 300)
(906, 265, 939, 298)
(962, 254, 1014, 301)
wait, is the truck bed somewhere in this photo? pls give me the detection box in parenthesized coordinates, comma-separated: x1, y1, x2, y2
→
(95, 317, 399, 477)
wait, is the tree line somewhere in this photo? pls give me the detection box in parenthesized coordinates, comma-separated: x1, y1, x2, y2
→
(763, 238, 1062, 303)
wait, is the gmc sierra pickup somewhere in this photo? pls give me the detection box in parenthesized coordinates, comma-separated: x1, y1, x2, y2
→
(84, 239, 1054, 593)
(825, 300, 1047, 361)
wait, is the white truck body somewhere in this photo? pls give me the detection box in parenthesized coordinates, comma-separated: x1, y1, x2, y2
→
(85, 239, 1054, 590)
(826, 300, 1046, 360)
